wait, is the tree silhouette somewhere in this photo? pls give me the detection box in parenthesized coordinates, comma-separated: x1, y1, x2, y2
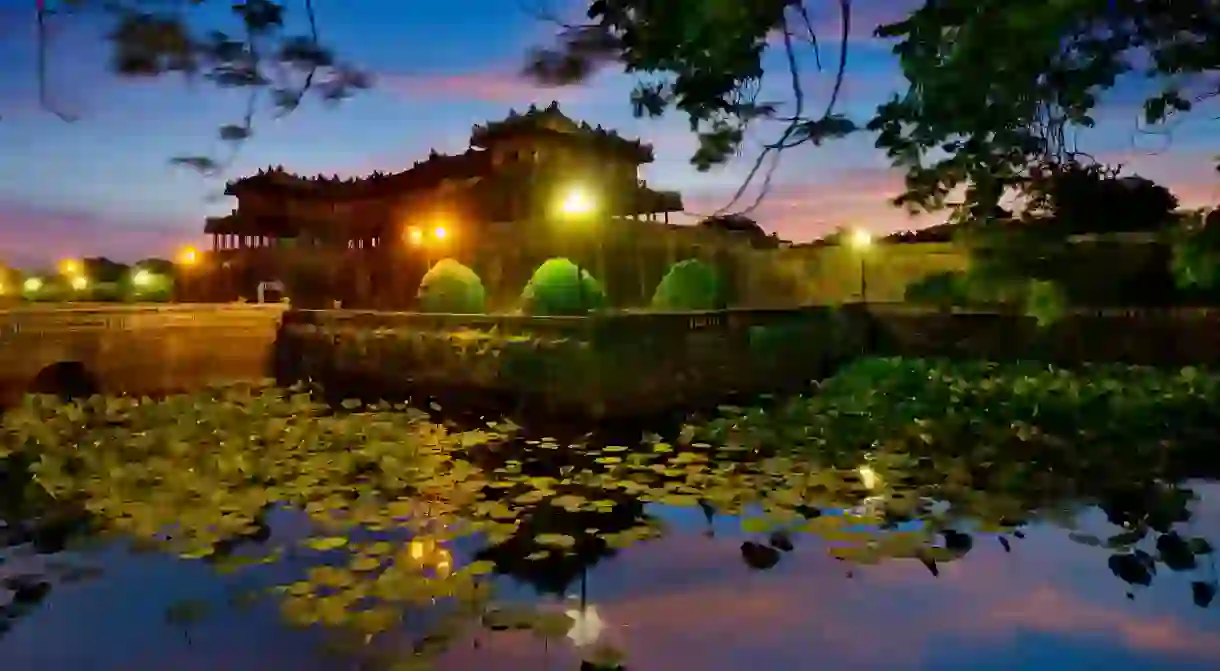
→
(1022, 161, 1180, 235)
(13, 0, 370, 175)
(524, 0, 1218, 218)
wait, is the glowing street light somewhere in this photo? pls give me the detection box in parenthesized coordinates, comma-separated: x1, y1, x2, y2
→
(177, 246, 198, 266)
(23, 277, 42, 292)
(849, 229, 873, 249)
(70, 275, 88, 291)
(432, 226, 447, 241)
(556, 186, 601, 313)
(847, 228, 873, 303)
(558, 186, 596, 217)
(406, 226, 424, 246)
(58, 259, 81, 276)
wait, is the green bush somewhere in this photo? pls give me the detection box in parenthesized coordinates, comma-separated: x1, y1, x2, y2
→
(520, 258, 607, 315)
(650, 258, 724, 311)
(1024, 279, 1068, 326)
(417, 259, 487, 313)
(903, 271, 968, 308)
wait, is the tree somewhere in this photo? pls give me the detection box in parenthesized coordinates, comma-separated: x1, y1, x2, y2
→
(14, 1, 370, 173)
(869, 0, 1219, 217)
(1022, 161, 1180, 235)
(525, 0, 857, 214)
(526, 0, 1218, 218)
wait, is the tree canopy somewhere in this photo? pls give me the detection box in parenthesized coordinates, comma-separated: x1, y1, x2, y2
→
(526, 0, 1218, 219)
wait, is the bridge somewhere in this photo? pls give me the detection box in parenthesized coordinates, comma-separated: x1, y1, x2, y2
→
(0, 304, 286, 407)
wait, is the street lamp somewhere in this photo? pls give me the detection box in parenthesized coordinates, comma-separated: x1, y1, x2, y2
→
(847, 228, 873, 303)
(559, 187, 596, 217)
(58, 259, 81, 276)
(177, 246, 198, 266)
(556, 186, 599, 313)
(70, 275, 88, 291)
(23, 277, 42, 293)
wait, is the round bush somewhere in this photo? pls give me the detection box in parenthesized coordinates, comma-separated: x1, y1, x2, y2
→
(417, 259, 487, 313)
(651, 258, 724, 311)
(520, 258, 606, 315)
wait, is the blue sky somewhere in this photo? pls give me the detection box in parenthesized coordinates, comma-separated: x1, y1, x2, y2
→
(1, 0, 1218, 267)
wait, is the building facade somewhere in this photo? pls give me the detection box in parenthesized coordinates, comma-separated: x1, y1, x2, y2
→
(204, 102, 684, 252)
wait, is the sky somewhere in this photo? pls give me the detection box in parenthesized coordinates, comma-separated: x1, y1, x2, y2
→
(1, 0, 1218, 268)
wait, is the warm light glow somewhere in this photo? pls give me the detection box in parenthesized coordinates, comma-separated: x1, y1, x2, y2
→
(406, 226, 424, 245)
(58, 259, 80, 276)
(177, 246, 198, 266)
(558, 187, 596, 217)
(409, 539, 426, 561)
(849, 229, 873, 249)
(857, 464, 878, 490)
(23, 277, 42, 292)
(70, 275, 88, 290)
(132, 269, 152, 286)
(432, 226, 447, 240)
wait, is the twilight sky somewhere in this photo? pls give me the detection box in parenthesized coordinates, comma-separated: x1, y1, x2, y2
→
(1, 0, 1218, 268)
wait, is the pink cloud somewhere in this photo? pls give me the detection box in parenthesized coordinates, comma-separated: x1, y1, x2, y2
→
(379, 70, 599, 104)
(0, 202, 204, 269)
(677, 167, 937, 242)
(435, 528, 1220, 670)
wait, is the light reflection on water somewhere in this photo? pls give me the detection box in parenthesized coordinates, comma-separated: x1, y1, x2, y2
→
(2, 482, 1218, 671)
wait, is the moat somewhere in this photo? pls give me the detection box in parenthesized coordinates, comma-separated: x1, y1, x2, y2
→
(2, 358, 1219, 670)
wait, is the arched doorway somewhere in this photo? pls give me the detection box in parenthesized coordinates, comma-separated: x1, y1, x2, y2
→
(256, 280, 286, 303)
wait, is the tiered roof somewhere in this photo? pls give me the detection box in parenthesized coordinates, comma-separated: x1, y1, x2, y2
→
(224, 102, 655, 199)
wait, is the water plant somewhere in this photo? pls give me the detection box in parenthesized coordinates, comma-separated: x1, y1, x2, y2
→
(1, 358, 1218, 667)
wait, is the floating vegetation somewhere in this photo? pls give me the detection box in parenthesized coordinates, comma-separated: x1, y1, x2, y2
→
(1, 358, 1219, 667)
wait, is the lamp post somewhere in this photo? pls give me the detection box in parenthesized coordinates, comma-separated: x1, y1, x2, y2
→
(557, 186, 598, 314)
(848, 229, 873, 303)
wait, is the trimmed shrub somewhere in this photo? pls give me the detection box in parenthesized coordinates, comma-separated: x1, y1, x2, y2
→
(417, 258, 487, 313)
(650, 258, 724, 311)
(520, 258, 607, 315)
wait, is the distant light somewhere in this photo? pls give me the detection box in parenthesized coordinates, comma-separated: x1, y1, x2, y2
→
(849, 229, 873, 249)
(23, 277, 42, 292)
(70, 275, 88, 290)
(432, 226, 447, 240)
(559, 187, 596, 217)
(406, 227, 424, 246)
(177, 246, 198, 265)
(132, 269, 152, 286)
(58, 259, 81, 276)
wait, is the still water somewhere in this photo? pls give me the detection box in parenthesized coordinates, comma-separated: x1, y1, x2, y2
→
(2, 397, 1219, 670)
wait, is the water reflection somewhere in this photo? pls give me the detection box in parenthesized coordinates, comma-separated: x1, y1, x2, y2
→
(0, 386, 1218, 670)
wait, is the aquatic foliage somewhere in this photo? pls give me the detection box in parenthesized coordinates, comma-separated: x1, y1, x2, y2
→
(650, 258, 723, 311)
(417, 259, 487, 314)
(2, 358, 1219, 666)
(520, 258, 607, 315)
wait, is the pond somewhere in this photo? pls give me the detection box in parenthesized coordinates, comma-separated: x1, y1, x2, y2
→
(1, 357, 1219, 670)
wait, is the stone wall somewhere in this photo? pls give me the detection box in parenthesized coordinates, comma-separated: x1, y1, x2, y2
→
(0, 304, 286, 407)
(737, 243, 970, 307)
